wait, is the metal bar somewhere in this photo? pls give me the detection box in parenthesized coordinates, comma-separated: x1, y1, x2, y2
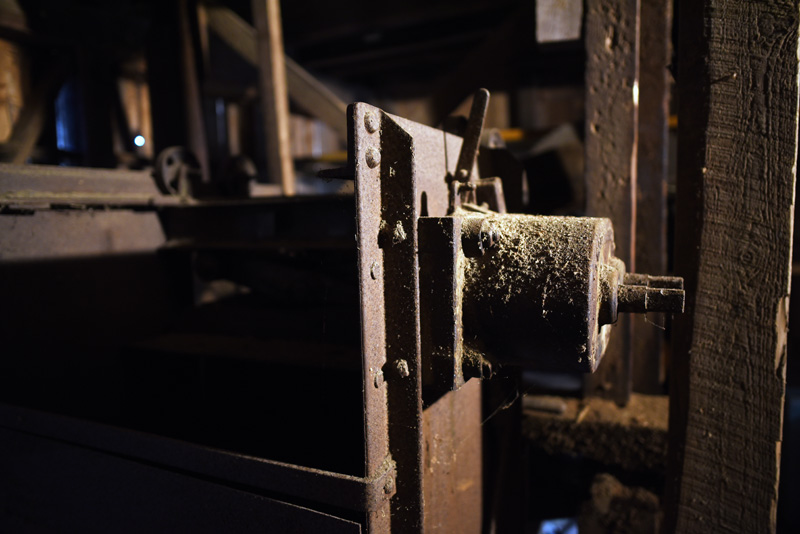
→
(0, 426, 362, 533)
(454, 88, 490, 182)
(379, 113, 425, 532)
(251, 0, 295, 195)
(352, 103, 393, 532)
(0, 403, 393, 514)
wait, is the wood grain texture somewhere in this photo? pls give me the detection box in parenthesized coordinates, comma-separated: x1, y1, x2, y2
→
(633, 0, 672, 393)
(665, 1, 800, 532)
(584, 0, 641, 404)
(252, 0, 295, 195)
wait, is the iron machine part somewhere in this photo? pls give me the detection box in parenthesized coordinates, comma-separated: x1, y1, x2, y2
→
(344, 89, 684, 531)
(348, 89, 685, 397)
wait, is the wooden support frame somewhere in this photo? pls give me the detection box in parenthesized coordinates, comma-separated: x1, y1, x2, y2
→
(632, 0, 672, 394)
(251, 0, 295, 195)
(204, 6, 349, 141)
(665, 0, 800, 532)
(584, 0, 641, 405)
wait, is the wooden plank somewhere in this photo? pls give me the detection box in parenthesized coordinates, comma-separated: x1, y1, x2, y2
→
(583, 0, 641, 405)
(251, 0, 295, 195)
(664, 1, 800, 532)
(632, 0, 672, 393)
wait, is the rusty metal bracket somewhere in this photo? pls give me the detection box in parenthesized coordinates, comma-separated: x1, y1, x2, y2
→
(353, 100, 471, 531)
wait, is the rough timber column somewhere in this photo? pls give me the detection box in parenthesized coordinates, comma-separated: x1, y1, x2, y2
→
(665, 1, 800, 532)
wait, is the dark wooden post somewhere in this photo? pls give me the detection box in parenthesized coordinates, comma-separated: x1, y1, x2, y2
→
(632, 0, 672, 393)
(584, 0, 641, 405)
(665, 1, 800, 532)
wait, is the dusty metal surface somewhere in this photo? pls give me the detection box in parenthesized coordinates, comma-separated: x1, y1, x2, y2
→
(464, 215, 617, 373)
(352, 101, 483, 532)
(0, 404, 394, 514)
(0, 426, 364, 534)
(352, 103, 392, 532)
(349, 92, 682, 531)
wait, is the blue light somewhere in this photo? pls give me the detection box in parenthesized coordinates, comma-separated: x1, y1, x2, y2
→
(538, 518, 578, 534)
(134, 135, 145, 147)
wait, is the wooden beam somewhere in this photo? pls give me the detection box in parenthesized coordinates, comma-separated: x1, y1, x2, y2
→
(206, 6, 348, 141)
(583, 0, 641, 405)
(178, 0, 210, 183)
(664, 1, 800, 532)
(251, 0, 295, 195)
(632, 0, 672, 393)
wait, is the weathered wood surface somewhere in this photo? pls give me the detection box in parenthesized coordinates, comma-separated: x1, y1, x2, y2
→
(584, 0, 641, 405)
(633, 0, 672, 393)
(665, 1, 800, 532)
(252, 0, 295, 195)
(523, 393, 668, 474)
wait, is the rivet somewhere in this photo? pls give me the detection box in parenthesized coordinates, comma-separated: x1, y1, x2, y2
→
(370, 260, 380, 280)
(366, 147, 380, 168)
(364, 111, 379, 133)
(373, 369, 384, 388)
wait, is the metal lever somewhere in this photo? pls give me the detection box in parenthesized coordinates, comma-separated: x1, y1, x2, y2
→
(448, 89, 490, 213)
(454, 88, 490, 183)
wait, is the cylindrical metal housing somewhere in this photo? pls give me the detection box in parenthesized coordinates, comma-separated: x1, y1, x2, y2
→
(462, 214, 619, 373)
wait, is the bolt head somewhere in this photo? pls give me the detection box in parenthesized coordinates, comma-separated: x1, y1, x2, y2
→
(364, 111, 380, 133)
(396, 359, 410, 378)
(366, 147, 381, 168)
(373, 369, 384, 388)
(479, 222, 501, 252)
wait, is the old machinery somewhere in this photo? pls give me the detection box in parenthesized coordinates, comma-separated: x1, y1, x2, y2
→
(345, 89, 684, 530)
(348, 89, 684, 396)
(0, 88, 684, 534)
